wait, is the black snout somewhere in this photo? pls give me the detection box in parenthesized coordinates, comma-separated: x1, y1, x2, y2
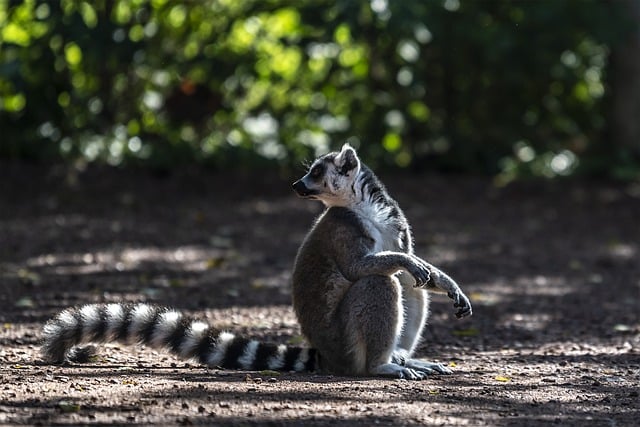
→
(292, 180, 310, 197)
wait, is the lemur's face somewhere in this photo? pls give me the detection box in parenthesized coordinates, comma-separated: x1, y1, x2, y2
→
(292, 143, 361, 206)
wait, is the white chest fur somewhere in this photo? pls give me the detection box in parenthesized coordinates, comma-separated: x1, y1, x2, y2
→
(353, 202, 402, 253)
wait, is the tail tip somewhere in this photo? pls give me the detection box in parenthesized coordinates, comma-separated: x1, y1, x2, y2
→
(67, 345, 99, 363)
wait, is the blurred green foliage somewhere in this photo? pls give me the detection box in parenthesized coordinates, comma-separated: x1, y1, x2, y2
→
(0, 0, 638, 179)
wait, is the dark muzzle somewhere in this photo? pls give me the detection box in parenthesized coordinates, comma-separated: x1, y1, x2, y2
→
(292, 180, 315, 197)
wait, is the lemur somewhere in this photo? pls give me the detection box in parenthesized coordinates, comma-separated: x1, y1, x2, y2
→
(41, 144, 472, 380)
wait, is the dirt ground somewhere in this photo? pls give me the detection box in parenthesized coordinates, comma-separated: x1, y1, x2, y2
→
(0, 162, 638, 426)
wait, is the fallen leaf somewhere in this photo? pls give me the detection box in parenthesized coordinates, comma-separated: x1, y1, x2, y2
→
(58, 401, 81, 413)
(143, 287, 163, 299)
(169, 279, 185, 288)
(287, 335, 306, 345)
(569, 259, 583, 270)
(469, 292, 488, 301)
(18, 269, 41, 285)
(469, 292, 498, 305)
(15, 297, 34, 308)
(452, 327, 479, 337)
(206, 257, 226, 269)
(209, 236, 233, 248)
(259, 370, 281, 377)
(495, 376, 511, 382)
(251, 279, 265, 289)
(225, 288, 240, 298)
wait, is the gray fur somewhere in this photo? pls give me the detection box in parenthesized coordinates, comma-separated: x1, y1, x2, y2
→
(292, 143, 472, 380)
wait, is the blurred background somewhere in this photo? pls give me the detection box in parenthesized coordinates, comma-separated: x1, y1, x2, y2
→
(1, 0, 639, 183)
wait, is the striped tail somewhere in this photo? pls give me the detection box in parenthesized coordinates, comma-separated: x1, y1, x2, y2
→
(41, 303, 317, 373)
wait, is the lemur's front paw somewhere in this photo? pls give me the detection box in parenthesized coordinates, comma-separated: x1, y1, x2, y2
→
(407, 261, 431, 288)
(448, 291, 472, 318)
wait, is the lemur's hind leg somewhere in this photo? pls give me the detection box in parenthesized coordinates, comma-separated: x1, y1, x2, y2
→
(395, 274, 428, 355)
(392, 274, 453, 375)
(339, 275, 428, 380)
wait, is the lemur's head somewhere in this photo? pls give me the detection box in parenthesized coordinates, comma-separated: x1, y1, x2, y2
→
(293, 143, 361, 207)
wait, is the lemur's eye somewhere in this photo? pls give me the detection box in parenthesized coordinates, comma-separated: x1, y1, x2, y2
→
(310, 165, 323, 178)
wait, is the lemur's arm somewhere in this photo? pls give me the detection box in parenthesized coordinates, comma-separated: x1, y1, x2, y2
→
(341, 250, 472, 319)
(418, 262, 473, 318)
(332, 228, 431, 286)
(340, 251, 432, 287)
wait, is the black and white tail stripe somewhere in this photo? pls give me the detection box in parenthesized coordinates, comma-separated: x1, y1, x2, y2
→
(41, 303, 317, 373)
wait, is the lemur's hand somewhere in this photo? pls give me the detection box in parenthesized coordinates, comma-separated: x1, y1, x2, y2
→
(448, 290, 472, 318)
(406, 259, 431, 288)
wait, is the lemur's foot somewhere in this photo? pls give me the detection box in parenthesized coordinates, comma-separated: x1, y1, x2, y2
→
(371, 363, 431, 380)
(448, 290, 472, 318)
(405, 359, 453, 375)
(392, 351, 453, 375)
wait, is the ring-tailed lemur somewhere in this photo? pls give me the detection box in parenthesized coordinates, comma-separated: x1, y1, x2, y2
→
(291, 143, 471, 379)
(41, 144, 471, 380)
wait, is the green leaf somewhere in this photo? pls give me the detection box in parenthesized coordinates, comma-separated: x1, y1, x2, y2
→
(58, 401, 81, 413)
(15, 296, 34, 308)
(452, 327, 479, 337)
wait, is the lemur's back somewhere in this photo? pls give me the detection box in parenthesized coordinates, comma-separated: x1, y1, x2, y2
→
(292, 207, 365, 358)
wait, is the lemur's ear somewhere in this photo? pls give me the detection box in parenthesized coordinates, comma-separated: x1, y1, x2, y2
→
(335, 143, 360, 175)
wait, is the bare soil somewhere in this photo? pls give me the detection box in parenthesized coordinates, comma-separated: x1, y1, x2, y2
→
(1, 163, 639, 426)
